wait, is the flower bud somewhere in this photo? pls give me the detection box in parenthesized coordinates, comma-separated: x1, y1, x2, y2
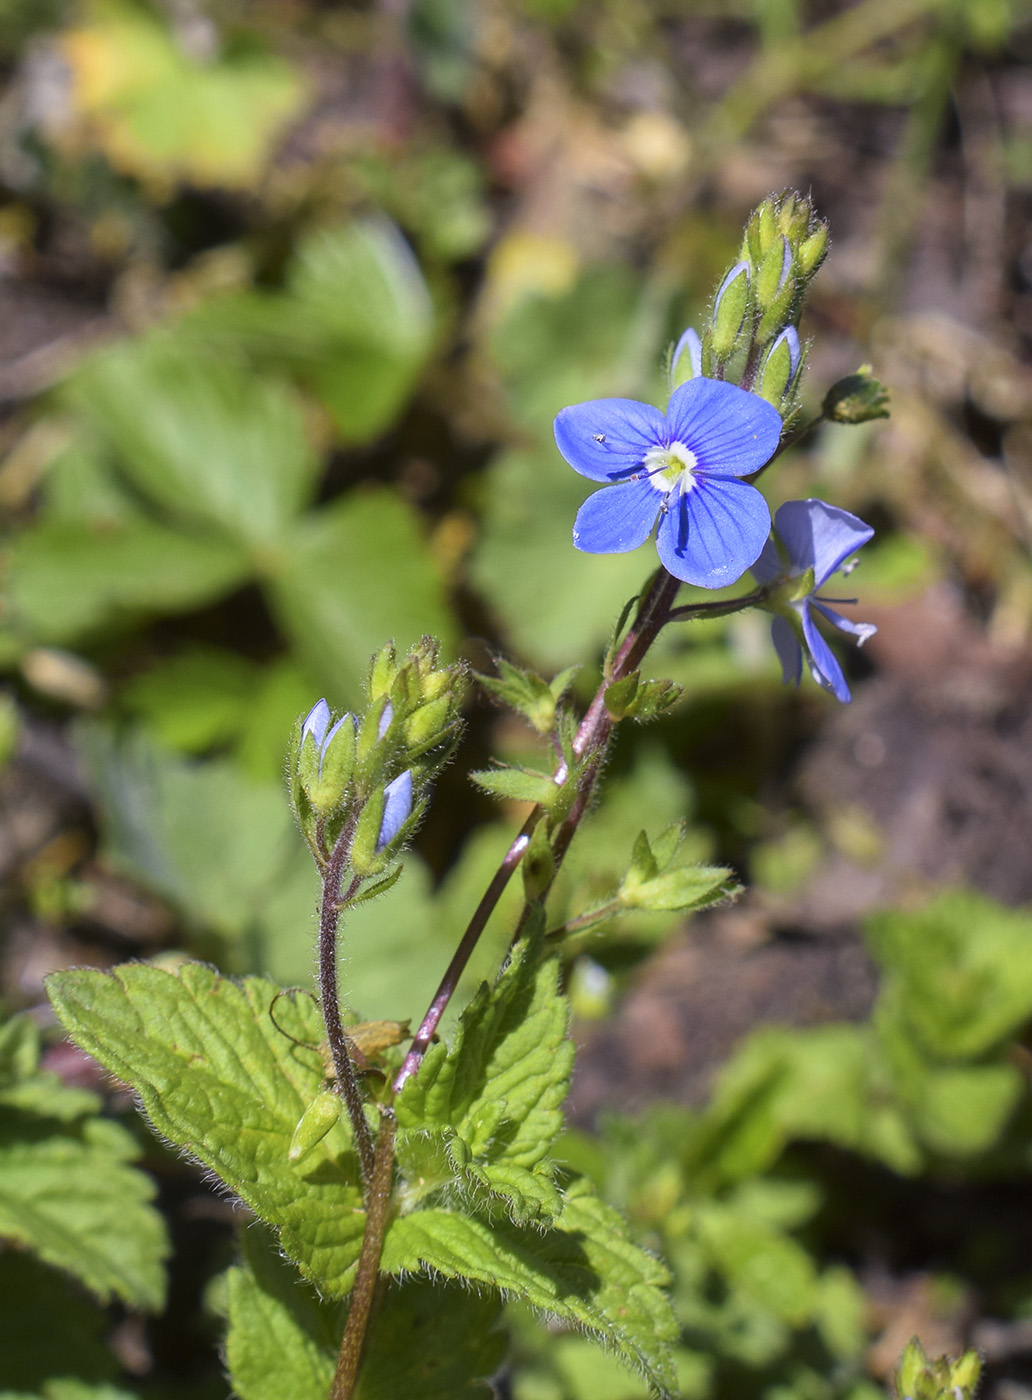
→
(404, 694, 454, 755)
(367, 642, 397, 701)
(797, 225, 829, 279)
(758, 326, 802, 409)
(711, 261, 751, 360)
(669, 326, 702, 392)
(754, 237, 792, 311)
(377, 770, 413, 852)
(297, 700, 357, 816)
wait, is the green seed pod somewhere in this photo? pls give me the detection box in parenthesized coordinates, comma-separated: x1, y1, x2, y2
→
(822, 367, 890, 424)
(288, 1090, 340, 1163)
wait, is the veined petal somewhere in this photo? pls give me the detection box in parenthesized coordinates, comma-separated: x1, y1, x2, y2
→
(665, 378, 782, 477)
(801, 601, 851, 702)
(813, 601, 877, 646)
(573, 478, 662, 555)
(773, 499, 874, 585)
(377, 770, 413, 852)
(770, 615, 802, 686)
(656, 475, 771, 588)
(554, 398, 667, 482)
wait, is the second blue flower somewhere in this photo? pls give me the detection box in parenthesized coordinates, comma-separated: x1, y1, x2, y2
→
(554, 376, 783, 588)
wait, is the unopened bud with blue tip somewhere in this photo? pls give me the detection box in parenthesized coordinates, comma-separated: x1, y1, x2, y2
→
(296, 699, 357, 817)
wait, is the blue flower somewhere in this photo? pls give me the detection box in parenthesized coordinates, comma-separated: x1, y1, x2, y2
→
(554, 377, 783, 588)
(752, 498, 877, 703)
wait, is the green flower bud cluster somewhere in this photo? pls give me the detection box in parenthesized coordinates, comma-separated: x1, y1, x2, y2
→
(698, 190, 829, 412)
(895, 1339, 982, 1400)
(289, 636, 467, 880)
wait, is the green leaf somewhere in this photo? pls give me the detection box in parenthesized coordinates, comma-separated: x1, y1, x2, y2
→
(867, 891, 1032, 1059)
(269, 491, 457, 705)
(288, 222, 433, 442)
(0, 1015, 168, 1309)
(618, 861, 737, 914)
(0, 1219, 139, 1396)
(224, 1224, 506, 1400)
(76, 725, 317, 956)
(45, 963, 367, 1295)
(617, 826, 737, 915)
(5, 517, 251, 644)
(67, 341, 319, 547)
(476, 659, 569, 734)
(121, 645, 258, 754)
(470, 448, 648, 669)
(469, 764, 560, 809)
(224, 1226, 337, 1400)
(695, 1201, 817, 1324)
(61, 2, 305, 188)
(382, 1180, 677, 1395)
(181, 222, 433, 444)
(694, 1024, 922, 1182)
(397, 937, 573, 1221)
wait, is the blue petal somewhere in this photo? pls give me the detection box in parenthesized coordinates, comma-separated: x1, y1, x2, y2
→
(750, 536, 782, 586)
(377, 770, 413, 852)
(301, 698, 331, 748)
(573, 478, 662, 555)
(801, 600, 851, 702)
(770, 616, 802, 686)
(812, 601, 877, 646)
(665, 378, 782, 477)
(655, 475, 771, 588)
(554, 398, 667, 483)
(772, 499, 874, 586)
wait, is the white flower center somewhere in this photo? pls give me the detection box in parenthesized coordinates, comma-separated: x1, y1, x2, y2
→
(641, 441, 698, 493)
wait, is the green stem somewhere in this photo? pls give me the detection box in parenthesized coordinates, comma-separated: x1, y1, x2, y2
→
(328, 1109, 397, 1400)
(318, 825, 376, 1186)
(392, 566, 682, 1094)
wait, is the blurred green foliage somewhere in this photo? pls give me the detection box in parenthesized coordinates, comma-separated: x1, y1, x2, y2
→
(2, 0, 1032, 1394)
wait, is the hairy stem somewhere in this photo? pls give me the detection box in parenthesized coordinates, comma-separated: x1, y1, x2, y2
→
(392, 566, 681, 1094)
(328, 1109, 397, 1400)
(319, 825, 376, 1185)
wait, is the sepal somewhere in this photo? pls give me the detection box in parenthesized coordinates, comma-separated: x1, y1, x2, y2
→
(618, 825, 739, 914)
(476, 658, 579, 736)
(711, 260, 751, 360)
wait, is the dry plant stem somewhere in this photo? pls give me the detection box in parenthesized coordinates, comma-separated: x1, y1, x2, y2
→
(319, 827, 376, 1185)
(392, 567, 682, 1094)
(329, 1110, 397, 1400)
